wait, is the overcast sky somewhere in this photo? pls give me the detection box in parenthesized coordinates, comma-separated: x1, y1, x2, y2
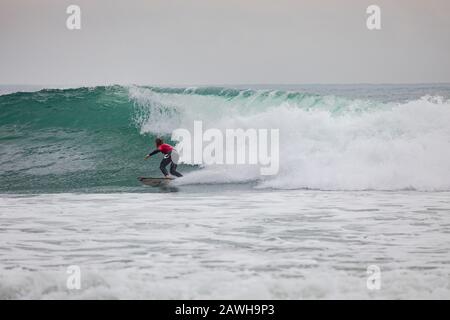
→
(1, 0, 449, 86)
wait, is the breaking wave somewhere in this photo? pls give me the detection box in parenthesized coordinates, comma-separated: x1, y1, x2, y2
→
(1, 85, 450, 192)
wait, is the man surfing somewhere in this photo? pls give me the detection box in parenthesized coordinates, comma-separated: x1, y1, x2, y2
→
(144, 138, 183, 178)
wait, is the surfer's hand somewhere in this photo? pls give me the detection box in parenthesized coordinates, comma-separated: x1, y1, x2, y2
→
(144, 155, 150, 160)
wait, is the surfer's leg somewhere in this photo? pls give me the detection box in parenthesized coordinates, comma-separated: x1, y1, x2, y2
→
(170, 162, 183, 177)
(159, 158, 171, 176)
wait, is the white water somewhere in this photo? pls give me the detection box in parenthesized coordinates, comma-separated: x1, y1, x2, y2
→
(130, 87, 450, 191)
(1, 191, 449, 299)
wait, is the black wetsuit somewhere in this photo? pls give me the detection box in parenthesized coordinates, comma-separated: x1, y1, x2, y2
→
(148, 149, 183, 177)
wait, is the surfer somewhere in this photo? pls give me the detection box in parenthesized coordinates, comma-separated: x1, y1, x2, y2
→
(144, 138, 183, 178)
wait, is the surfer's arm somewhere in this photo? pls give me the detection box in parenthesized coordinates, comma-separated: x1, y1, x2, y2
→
(144, 149, 161, 159)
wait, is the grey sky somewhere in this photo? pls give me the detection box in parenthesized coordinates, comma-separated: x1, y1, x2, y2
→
(1, 0, 449, 85)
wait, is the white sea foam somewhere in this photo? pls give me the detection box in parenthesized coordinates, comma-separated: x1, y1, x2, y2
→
(1, 191, 449, 299)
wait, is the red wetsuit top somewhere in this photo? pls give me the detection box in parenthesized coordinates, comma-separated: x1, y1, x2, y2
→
(149, 143, 173, 156)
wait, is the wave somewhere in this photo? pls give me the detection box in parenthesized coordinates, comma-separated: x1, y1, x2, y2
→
(1, 85, 450, 192)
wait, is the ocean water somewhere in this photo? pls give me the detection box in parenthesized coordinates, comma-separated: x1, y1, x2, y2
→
(1, 84, 450, 299)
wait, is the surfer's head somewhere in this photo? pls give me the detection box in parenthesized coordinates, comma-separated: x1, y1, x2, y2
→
(155, 138, 163, 147)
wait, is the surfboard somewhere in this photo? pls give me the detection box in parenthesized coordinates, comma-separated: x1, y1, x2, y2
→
(138, 177, 175, 187)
